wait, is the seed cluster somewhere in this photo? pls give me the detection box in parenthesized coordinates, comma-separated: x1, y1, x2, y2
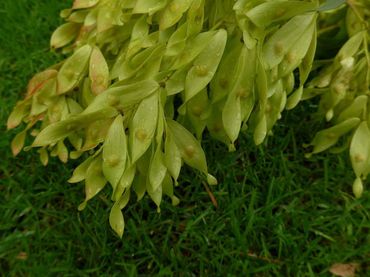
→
(7, 0, 370, 237)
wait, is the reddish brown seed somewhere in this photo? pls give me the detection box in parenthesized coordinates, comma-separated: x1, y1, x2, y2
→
(184, 145, 196, 158)
(106, 154, 120, 167)
(108, 95, 120, 106)
(135, 129, 148, 141)
(192, 106, 203, 116)
(286, 51, 296, 64)
(219, 77, 229, 89)
(213, 122, 222, 132)
(275, 8, 286, 18)
(194, 65, 208, 76)
(236, 89, 248, 99)
(274, 41, 284, 55)
(169, 3, 179, 12)
(326, 132, 336, 139)
(354, 154, 365, 163)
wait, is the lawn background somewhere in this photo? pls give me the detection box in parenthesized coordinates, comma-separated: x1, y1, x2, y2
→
(0, 0, 369, 276)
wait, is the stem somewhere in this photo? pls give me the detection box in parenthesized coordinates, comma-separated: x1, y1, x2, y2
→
(317, 24, 340, 36)
(363, 32, 370, 89)
(347, 0, 368, 28)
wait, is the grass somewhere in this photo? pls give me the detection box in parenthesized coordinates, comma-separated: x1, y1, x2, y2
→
(0, 0, 369, 276)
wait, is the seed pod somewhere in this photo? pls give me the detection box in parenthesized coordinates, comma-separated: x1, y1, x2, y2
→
(246, 1, 317, 28)
(207, 104, 230, 145)
(96, 6, 114, 34)
(81, 78, 95, 107)
(234, 12, 257, 49)
(33, 107, 117, 147)
(132, 173, 147, 201)
(317, 0, 346, 11)
(134, 45, 165, 80)
(156, 105, 165, 143)
(50, 145, 59, 158)
(254, 113, 267, 146)
(207, 0, 233, 27)
(256, 57, 268, 110)
(83, 7, 98, 25)
(222, 88, 241, 146)
(241, 91, 256, 125)
(165, 23, 188, 57)
(129, 92, 159, 163)
(164, 127, 182, 181)
(59, 96, 71, 120)
(109, 202, 125, 238)
(110, 50, 131, 80)
(354, 57, 370, 93)
(127, 15, 150, 55)
(68, 156, 94, 183)
(263, 13, 316, 69)
(350, 121, 370, 178)
(102, 115, 127, 188)
(222, 45, 253, 145)
(70, 151, 83, 160)
(50, 22, 80, 49)
(266, 78, 282, 98)
(7, 100, 31, 130)
(286, 86, 303, 110)
(113, 165, 136, 201)
(170, 30, 216, 70)
(118, 188, 131, 210)
(187, 0, 204, 36)
(133, 0, 168, 15)
(207, 174, 217, 186)
(60, 9, 72, 19)
(67, 10, 89, 23)
(265, 89, 286, 132)
(26, 69, 58, 99)
(166, 67, 188, 95)
(159, 0, 193, 30)
(283, 72, 295, 95)
(167, 119, 216, 185)
(319, 80, 349, 115)
(162, 173, 180, 205)
(119, 45, 165, 80)
(307, 118, 360, 155)
(66, 99, 83, 117)
(299, 24, 317, 84)
(11, 129, 27, 156)
(82, 118, 113, 151)
(336, 31, 364, 62)
(84, 80, 159, 113)
(149, 145, 167, 192)
(38, 148, 49, 166)
(184, 29, 227, 102)
(57, 140, 69, 163)
(278, 17, 316, 78)
(336, 95, 367, 123)
(57, 45, 92, 94)
(352, 177, 364, 199)
(78, 155, 107, 211)
(147, 179, 163, 210)
(210, 37, 243, 103)
(186, 88, 209, 139)
(72, 0, 99, 10)
(89, 46, 110, 95)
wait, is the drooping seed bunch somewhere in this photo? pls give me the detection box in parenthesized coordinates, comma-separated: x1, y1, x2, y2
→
(304, 0, 370, 198)
(7, 0, 369, 237)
